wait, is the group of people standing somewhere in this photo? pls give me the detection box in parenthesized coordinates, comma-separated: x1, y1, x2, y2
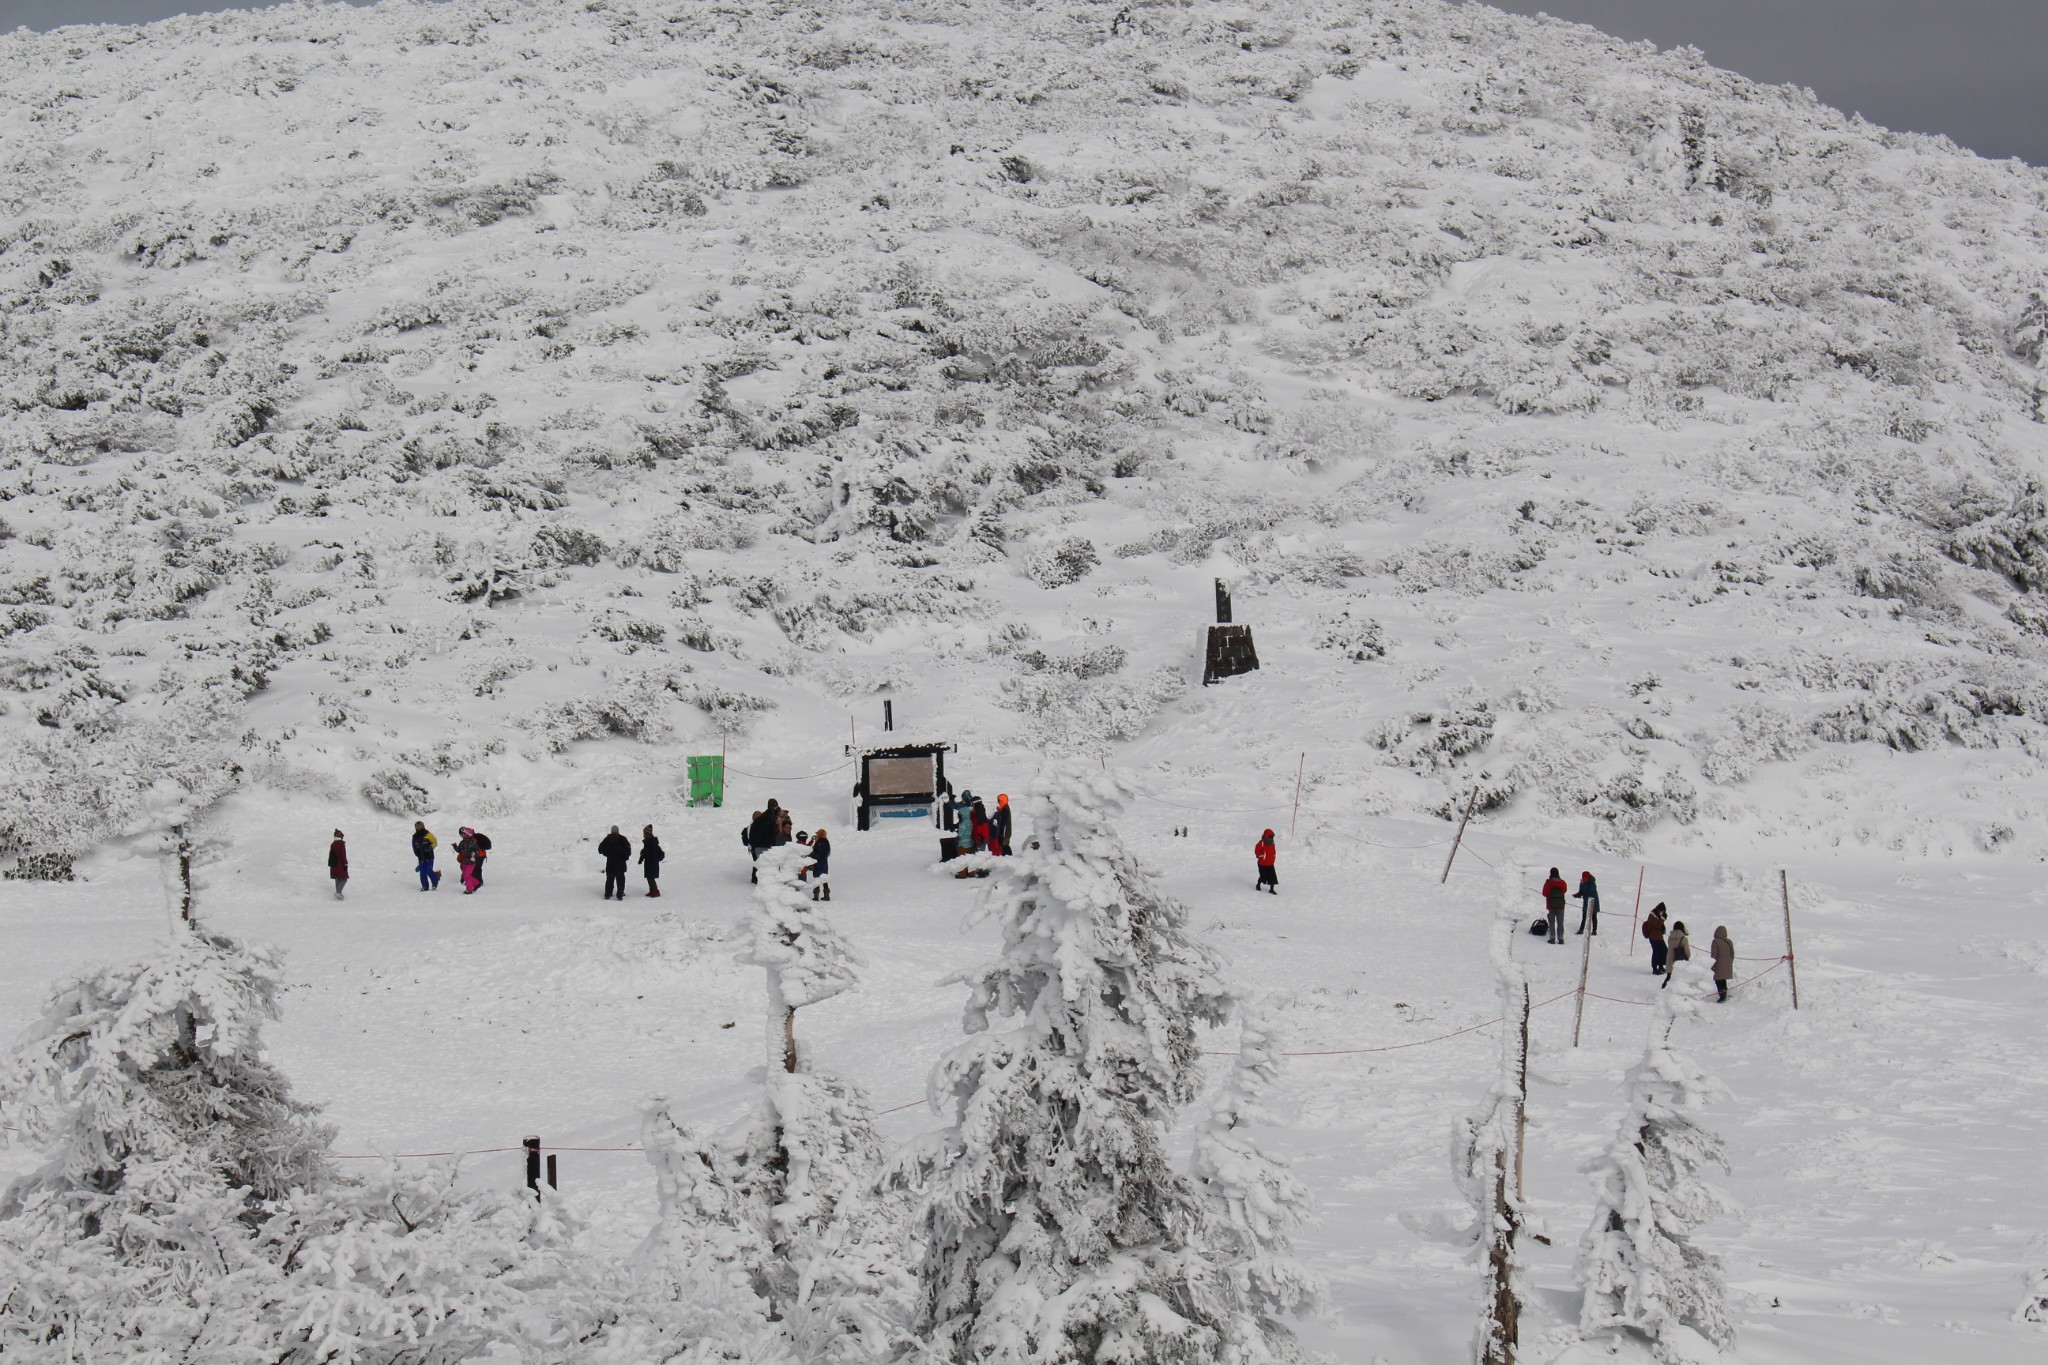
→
(410, 822, 490, 894)
(743, 799, 832, 900)
(1537, 868, 1740, 1002)
(947, 790, 1011, 877)
(597, 826, 665, 900)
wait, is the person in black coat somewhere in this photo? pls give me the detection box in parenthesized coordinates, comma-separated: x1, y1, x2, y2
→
(639, 825, 665, 898)
(806, 828, 831, 901)
(598, 825, 631, 900)
(747, 800, 783, 883)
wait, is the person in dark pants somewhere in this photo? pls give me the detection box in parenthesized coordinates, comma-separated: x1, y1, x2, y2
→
(1254, 829, 1278, 894)
(1541, 867, 1568, 944)
(328, 830, 348, 900)
(639, 825, 664, 898)
(598, 825, 631, 900)
(1643, 903, 1669, 974)
(748, 801, 783, 883)
(1661, 920, 1692, 989)
(1710, 927, 1735, 1001)
(1574, 870, 1599, 934)
(412, 821, 441, 890)
(807, 828, 831, 901)
(990, 794, 1012, 855)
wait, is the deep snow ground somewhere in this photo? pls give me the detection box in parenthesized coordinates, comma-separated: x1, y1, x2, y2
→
(6, 756, 2044, 1362)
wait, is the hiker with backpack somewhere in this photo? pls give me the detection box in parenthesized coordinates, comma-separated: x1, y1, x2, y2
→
(412, 821, 441, 891)
(599, 825, 632, 900)
(456, 827, 485, 894)
(1541, 867, 1568, 944)
(328, 830, 348, 900)
(1254, 829, 1278, 894)
(1643, 903, 1669, 974)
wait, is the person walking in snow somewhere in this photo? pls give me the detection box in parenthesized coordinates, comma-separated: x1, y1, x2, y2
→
(747, 801, 782, 883)
(1710, 926, 1735, 1002)
(598, 825, 631, 900)
(806, 828, 831, 901)
(1574, 870, 1600, 935)
(456, 827, 483, 895)
(1661, 919, 1692, 989)
(639, 825, 665, 898)
(1254, 829, 1279, 894)
(1541, 867, 1569, 944)
(990, 793, 1013, 855)
(412, 821, 441, 891)
(1643, 902, 1669, 974)
(328, 830, 348, 900)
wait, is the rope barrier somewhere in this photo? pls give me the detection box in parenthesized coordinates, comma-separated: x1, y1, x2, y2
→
(1128, 789, 1289, 815)
(725, 760, 855, 782)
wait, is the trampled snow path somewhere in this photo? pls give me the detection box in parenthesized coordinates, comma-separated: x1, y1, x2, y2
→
(6, 764, 2044, 1362)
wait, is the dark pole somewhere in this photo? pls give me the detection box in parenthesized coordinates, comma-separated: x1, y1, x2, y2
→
(546, 1153, 558, 1190)
(524, 1136, 541, 1194)
(1214, 578, 1232, 624)
(883, 699, 893, 731)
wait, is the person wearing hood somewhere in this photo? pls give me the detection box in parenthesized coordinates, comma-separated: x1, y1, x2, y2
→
(456, 827, 483, 894)
(955, 791, 980, 854)
(412, 821, 441, 891)
(747, 801, 782, 883)
(1710, 926, 1735, 1001)
(1574, 870, 1599, 935)
(1643, 902, 1668, 974)
(807, 828, 831, 901)
(598, 825, 631, 900)
(990, 793, 1012, 855)
(1254, 829, 1278, 894)
(1541, 867, 1568, 944)
(328, 830, 348, 900)
(639, 825, 665, 898)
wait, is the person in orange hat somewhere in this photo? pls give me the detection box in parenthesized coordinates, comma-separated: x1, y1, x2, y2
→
(990, 793, 1012, 855)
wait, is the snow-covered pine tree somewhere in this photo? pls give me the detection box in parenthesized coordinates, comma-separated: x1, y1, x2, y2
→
(1574, 992, 1736, 1356)
(0, 920, 587, 1362)
(1188, 999, 1323, 1364)
(2021, 1257, 2048, 1325)
(633, 844, 906, 1364)
(903, 759, 1234, 1363)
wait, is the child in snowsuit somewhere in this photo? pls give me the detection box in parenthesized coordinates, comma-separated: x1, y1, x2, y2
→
(1254, 830, 1278, 894)
(599, 826, 631, 900)
(412, 821, 441, 890)
(1661, 920, 1692, 989)
(328, 831, 348, 900)
(1574, 871, 1599, 934)
(639, 825, 664, 898)
(1710, 926, 1735, 1001)
(456, 827, 483, 894)
(807, 829, 831, 901)
(1541, 868, 1568, 944)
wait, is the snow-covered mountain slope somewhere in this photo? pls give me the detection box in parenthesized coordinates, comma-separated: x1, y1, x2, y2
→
(2, 0, 2046, 863)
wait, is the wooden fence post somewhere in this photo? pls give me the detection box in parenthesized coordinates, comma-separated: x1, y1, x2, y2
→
(1290, 753, 1306, 837)
(1781, 870, 1800, 1010)
(524, 1136, 541, 1195)
(1627, 866, 1644, 957)
(1571, 925, 1593, 1047)
(1440, 786, 1480, 884)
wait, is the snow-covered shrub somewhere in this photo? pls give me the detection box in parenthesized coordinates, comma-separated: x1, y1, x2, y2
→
(1948, 480, 2048, 591)
(2022, 1257, 2048, 1325)
(1575, 998, 1735, 1355)
(0, 925, 589, 1362)
(360, 766, 433, 815)
(633, 847, 908, 1362)
(1312, 601, 1386, 661)
(1382, 702, 1495, 774)
(1693, 704, 1814, 785)
(902, 761, 1235, 1362)
(1023, 534, 1100, 588)
(1001, 661, 1184, 751)
(1189, 1002, 1323, 1363)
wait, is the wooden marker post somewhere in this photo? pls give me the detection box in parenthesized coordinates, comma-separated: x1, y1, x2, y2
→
(1289, 753, 1305, 837)
(1440, 786, 1480, 884)
(1781, 870, 1800, 1010)
(1627, 866, 1645, 957)
(1571, 922, 1593, 1047)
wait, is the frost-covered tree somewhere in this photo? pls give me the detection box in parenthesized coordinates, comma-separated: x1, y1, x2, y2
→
(903, 759, 1234, 1363)
(1574, 994, 1736, 1356)
(2021, 1258, 2048, 1325)
(1188, 1000, 1323, 1364)
(633, 846, 907, 1363)
(0, 923, 587, 1362)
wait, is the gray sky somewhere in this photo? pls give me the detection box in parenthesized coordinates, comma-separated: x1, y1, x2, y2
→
(5, 0, 2044, 165)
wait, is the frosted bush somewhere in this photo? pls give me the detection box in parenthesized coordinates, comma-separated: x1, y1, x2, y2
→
(1312, 601, 1386, 661)
(1023, 535, 1100, 588)
(360, 767, 434, 816)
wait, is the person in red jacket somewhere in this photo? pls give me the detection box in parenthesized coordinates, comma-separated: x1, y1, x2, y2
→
(1541, 867, 1568, 944)
(328, 830, 349, 901)
(1254, 829, 1278, 894)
